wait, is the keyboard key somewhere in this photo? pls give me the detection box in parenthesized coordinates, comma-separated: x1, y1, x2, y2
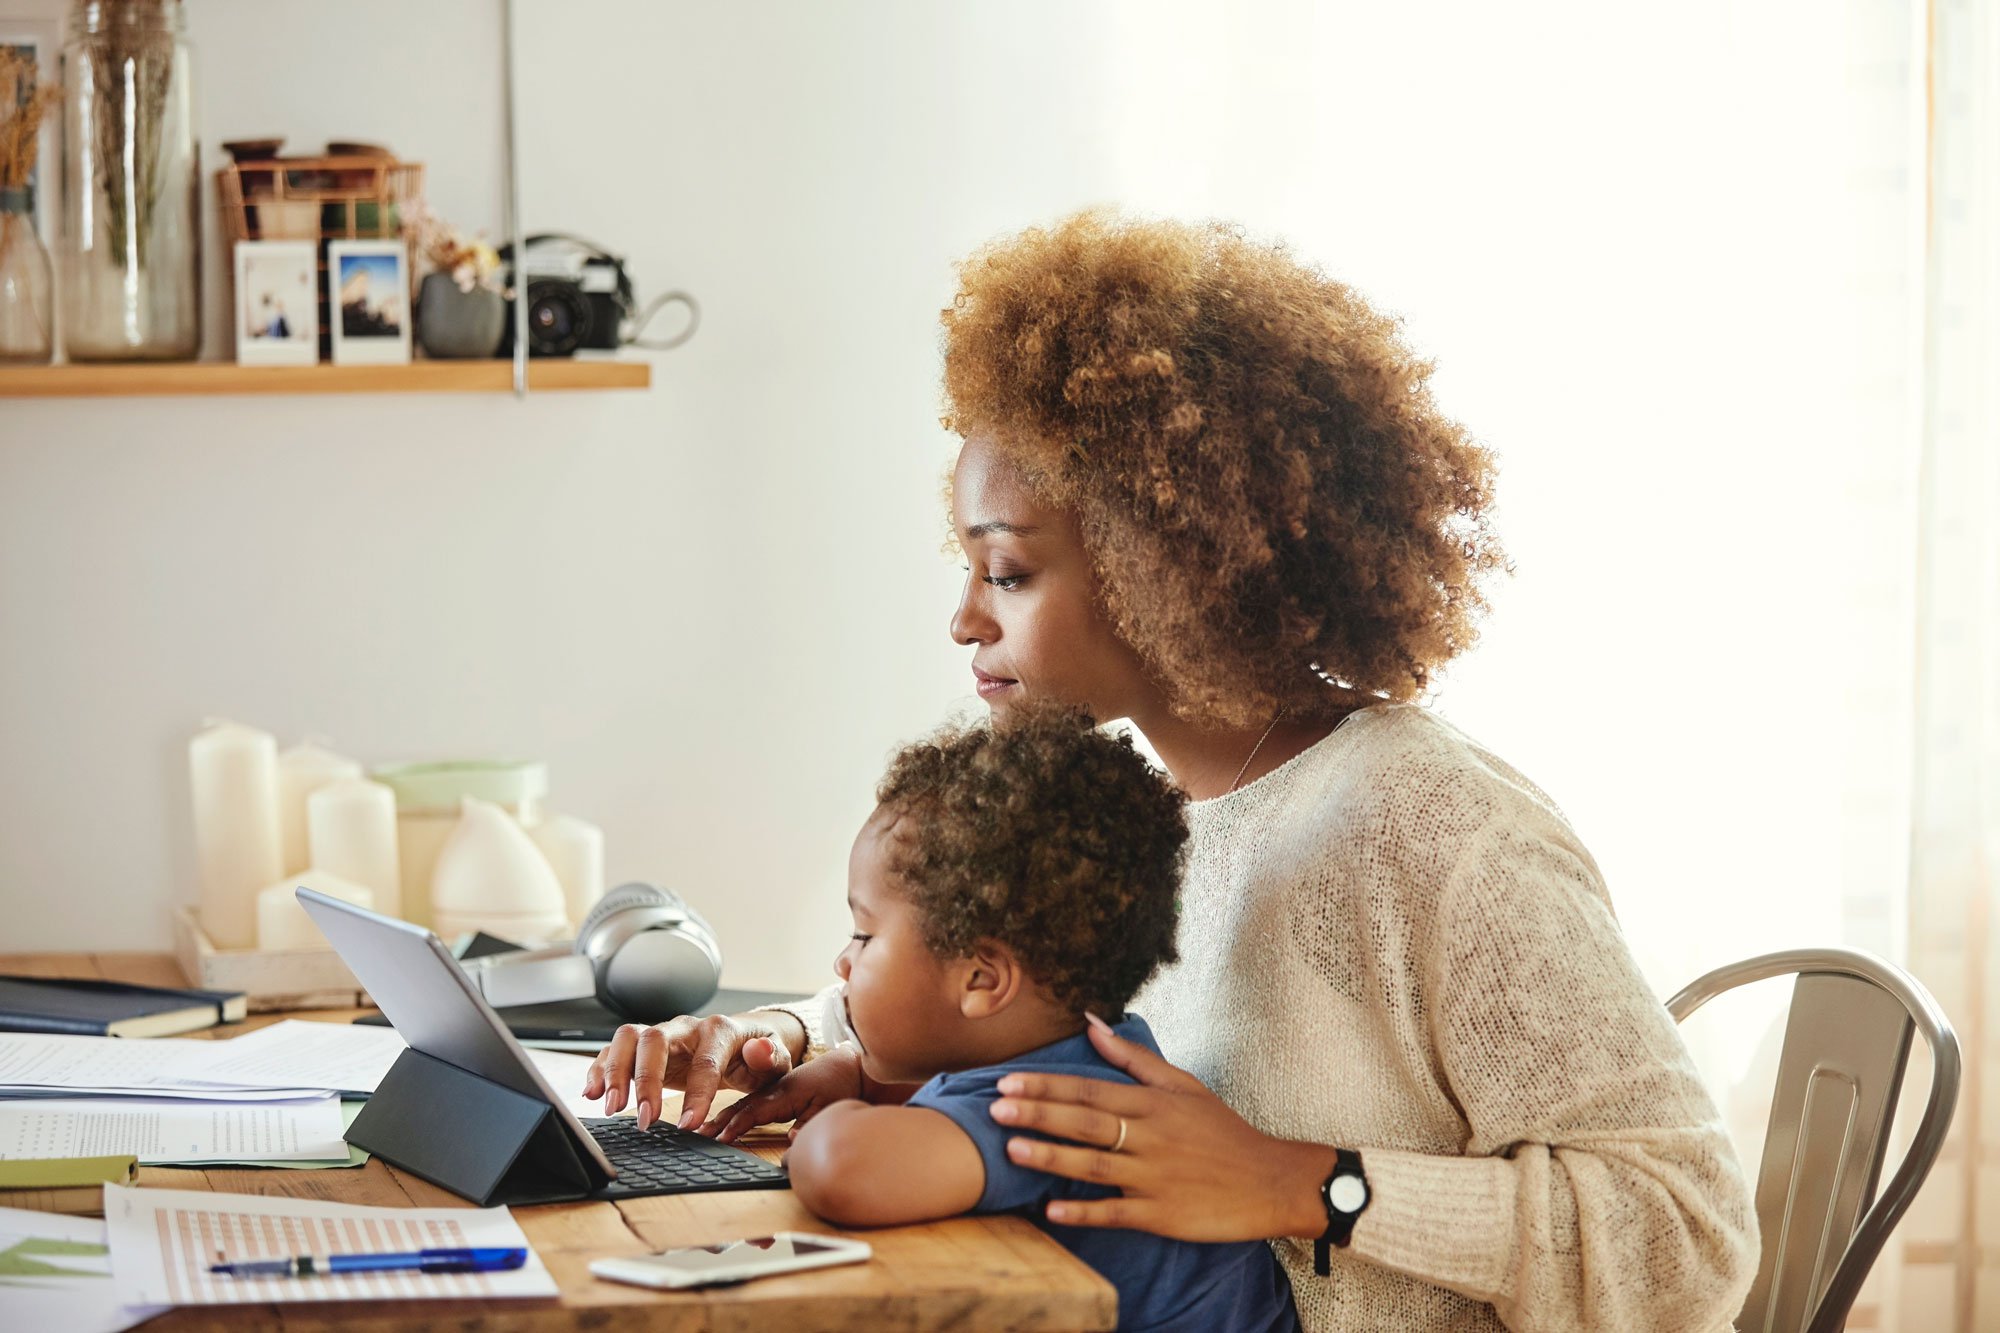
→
(584, 1119, 784, 1196)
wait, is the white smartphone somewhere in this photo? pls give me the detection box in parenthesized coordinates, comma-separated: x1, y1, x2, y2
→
(588, 1232, 873, 1290)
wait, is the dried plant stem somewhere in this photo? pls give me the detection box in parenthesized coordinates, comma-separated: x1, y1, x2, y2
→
(0, 47, 60, 191)
(83, 14, 173, 265)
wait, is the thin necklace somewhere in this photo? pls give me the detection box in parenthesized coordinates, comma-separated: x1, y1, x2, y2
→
(1227, 714, 1284, 794)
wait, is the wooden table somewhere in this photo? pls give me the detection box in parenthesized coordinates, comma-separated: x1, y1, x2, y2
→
(4, 953, 1117, 1332)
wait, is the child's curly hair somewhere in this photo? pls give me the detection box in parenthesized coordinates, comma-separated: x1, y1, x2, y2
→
(876, 703, 1185, 1019)
(940, 211, 1507, 728)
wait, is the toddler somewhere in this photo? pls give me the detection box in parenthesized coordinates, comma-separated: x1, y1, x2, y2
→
(714, 705, 1298, 1332)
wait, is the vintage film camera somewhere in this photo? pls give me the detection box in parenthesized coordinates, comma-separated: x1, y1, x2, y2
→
(497, 233, 697, 358)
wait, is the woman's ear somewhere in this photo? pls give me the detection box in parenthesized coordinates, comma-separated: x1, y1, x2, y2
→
(956, 938, 1025, 1020)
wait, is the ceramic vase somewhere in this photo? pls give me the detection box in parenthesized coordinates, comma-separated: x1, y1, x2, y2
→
(416, 272, 504, 359)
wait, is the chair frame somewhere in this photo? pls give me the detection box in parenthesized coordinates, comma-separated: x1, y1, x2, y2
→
(1668, 947, 1960, 1333)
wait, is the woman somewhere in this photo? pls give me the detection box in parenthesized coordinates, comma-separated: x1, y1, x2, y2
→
(586, 212, 1758, 1331)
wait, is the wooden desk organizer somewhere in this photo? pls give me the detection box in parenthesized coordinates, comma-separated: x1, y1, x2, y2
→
(172, 905, 369, 1013)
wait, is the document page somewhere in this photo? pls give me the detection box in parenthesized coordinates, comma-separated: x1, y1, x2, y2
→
(190, 1020, 613, 1118)
(0, 1035, 220, 1090)
(0, 1096, 347, 1163)
(104, 1184, 557, 1304)
(0, 1034, 324, 1100)
(183, 1020, 407, 1095)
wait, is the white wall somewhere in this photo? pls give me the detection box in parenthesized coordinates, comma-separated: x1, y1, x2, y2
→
(0, 1, 1128, 985)
(1, 2, 1919, 1009)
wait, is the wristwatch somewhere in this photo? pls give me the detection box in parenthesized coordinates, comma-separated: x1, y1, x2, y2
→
(1315, 1148, 1369, 1275)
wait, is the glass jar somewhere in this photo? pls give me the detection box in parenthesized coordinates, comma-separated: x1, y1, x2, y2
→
(0, 188, 54, 363)
(62, 0, 200, 361)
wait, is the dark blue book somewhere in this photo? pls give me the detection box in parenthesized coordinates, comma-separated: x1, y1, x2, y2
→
(0, 975, 246, 1038)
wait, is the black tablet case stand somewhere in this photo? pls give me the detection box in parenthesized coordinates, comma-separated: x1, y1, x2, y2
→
(345, 1049, 602, 1206)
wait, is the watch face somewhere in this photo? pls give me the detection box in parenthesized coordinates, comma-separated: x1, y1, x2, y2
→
(1327, 1174, 1368, 1214)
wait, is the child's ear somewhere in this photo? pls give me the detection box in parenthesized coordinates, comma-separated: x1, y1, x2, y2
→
(956, 938, 1024, 1019)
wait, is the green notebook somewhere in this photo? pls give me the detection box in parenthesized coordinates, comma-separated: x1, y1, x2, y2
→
(0, 1155, 137, 1216)
(0, 1156, 138, 1189)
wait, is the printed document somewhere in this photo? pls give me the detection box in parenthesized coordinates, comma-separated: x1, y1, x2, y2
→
(0, 1096, 347, 1164)
(103, 1184, 557, 1304)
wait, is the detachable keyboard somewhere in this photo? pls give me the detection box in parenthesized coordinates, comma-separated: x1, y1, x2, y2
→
(581, 1116, 789, 1197)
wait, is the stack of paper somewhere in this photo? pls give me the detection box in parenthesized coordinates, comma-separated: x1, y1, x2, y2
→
(0, 1022, 426, 1102)
(176, 1019, 408, 1096)
(0, 1020, 569, 1317)
(0, 1027, 380, 1170)
(0, 1020, 607, 1173)
(171, 1019, 608, 1120)
(0, 1034, 326, 1101)
(0, 1096, 347, 1165)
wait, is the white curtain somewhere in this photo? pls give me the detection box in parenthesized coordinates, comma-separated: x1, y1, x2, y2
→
(1896, 0, 2000, 1326)
(1088, 2, 1988, 1326)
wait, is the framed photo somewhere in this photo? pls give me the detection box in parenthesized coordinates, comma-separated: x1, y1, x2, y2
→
(234, 241, 317, 366)
(1, 18, 61, 242)
(328, 239, 412, 366)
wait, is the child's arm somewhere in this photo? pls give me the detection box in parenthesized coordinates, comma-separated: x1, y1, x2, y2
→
(786, 1101, 987, 1228)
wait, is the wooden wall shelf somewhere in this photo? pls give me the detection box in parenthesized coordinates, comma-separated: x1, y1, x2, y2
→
(0, 360, 650, 399)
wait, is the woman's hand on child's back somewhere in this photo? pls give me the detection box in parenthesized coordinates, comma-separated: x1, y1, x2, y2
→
(582, 1010, 805, 1131)
(988, 1014, 1337, 1243)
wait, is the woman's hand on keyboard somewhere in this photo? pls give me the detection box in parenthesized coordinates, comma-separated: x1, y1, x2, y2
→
(583, 1011, 805, 1132)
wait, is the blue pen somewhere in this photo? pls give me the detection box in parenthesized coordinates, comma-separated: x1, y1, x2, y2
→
(208, 1247, 528, 1278)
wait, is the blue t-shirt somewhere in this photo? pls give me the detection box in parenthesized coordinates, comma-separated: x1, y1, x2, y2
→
(907, 1015, 1299, 1333)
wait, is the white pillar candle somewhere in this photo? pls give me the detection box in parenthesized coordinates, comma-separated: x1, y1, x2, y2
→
(276, 741, 362, 876)
(532, 813, 605, 930)
(306, 778, 402, 920)
(190, 719, 283, 950)
(256, 869, 374, 951)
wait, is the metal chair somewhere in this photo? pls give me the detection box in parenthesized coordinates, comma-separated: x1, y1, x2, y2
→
(1668, 947, 1960, 1333)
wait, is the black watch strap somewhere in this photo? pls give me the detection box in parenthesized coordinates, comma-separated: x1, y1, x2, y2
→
(1314, 1147, 1368, 1276)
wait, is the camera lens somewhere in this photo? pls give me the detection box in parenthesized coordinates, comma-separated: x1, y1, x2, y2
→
(524, 279, 590, 357)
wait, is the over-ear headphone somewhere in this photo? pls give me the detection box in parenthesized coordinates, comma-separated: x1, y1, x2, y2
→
(456, 883, 723, 1024)
(577, 883, 723, 1021)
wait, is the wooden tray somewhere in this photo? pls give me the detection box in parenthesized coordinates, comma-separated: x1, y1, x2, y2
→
(217, 154, 425, 247)
(171, 905, 369, 1012)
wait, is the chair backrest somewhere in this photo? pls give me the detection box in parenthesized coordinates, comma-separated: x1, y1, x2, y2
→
(1668, 947, 1960, 1333)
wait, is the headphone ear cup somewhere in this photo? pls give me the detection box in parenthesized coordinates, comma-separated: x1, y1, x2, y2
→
(599, 928, 722, 1023)
(574, 882, 721, 1023)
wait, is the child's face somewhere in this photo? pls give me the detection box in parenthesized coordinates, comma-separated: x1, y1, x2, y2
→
(834, 807, 964, 1085)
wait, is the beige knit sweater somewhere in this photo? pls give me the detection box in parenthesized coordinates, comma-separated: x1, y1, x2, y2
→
(774, 703, 1759, 1331)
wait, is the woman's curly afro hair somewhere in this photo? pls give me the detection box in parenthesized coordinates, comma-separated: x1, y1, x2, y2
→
(941, 211, 1507, 727)
(876, 702, 1186, 1019)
